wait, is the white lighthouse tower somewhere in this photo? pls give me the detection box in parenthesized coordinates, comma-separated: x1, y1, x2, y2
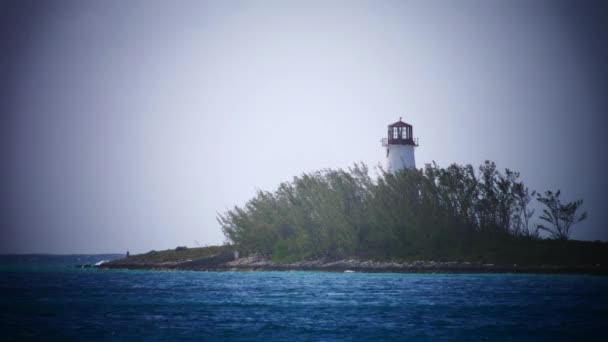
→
(381, 118, 418, 173)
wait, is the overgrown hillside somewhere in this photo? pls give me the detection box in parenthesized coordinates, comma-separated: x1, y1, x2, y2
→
(218, 162, 604, 265)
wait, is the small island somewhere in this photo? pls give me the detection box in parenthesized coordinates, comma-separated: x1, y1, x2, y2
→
(103, 159, 608, 275)
(101, 243, 608, 275)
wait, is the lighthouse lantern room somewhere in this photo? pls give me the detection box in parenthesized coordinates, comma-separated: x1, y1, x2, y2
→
(381, 118, 418, 173)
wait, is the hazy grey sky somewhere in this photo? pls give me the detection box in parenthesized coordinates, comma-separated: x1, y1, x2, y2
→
(2, 0, 607, 253)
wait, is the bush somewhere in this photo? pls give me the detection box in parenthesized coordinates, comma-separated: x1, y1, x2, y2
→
(217, 161, 583, 262)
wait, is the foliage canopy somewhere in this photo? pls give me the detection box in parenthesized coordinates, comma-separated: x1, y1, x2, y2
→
(218, 162, 586, 262)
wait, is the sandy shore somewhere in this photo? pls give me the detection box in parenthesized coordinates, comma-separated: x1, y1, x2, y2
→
(100, 253, 608, 275)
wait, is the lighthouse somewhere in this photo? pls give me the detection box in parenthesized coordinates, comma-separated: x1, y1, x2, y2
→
(381, 118, 418, 173)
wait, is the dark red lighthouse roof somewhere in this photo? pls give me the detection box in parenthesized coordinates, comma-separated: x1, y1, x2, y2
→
(388, 119, 412, 128)
(383, 117, 418, 146)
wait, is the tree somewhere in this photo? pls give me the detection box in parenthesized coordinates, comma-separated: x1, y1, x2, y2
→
(536, 190, 588, 240)
(512, 183, 536, 237)
(219, 162, 577, 260)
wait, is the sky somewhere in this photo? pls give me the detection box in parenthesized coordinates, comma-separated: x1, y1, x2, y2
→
(1, 0, 607, 254)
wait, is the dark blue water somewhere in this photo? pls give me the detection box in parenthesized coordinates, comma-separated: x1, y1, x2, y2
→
(1, 255, 607, 341)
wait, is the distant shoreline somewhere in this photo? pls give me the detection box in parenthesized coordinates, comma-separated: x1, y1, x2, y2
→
(100, 254, 608, 275)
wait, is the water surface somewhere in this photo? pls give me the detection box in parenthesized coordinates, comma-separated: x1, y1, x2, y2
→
(1, 255, 607, 341)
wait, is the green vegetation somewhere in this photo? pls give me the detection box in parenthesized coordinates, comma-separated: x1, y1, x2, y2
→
(218, 162, 600, 265)
(123, 245, 230, 264)
(537, 190, 588, 240)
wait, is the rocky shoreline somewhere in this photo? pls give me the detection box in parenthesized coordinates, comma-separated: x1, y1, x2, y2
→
(100, 253, 608, 275)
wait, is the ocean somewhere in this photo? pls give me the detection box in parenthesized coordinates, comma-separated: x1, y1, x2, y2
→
(1, 255, 607, 341)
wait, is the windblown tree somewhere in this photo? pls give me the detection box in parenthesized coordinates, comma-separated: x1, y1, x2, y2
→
(512, 184, 536, 237)
(536, 190, 588, 240)
(219, 161, 587, 261)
